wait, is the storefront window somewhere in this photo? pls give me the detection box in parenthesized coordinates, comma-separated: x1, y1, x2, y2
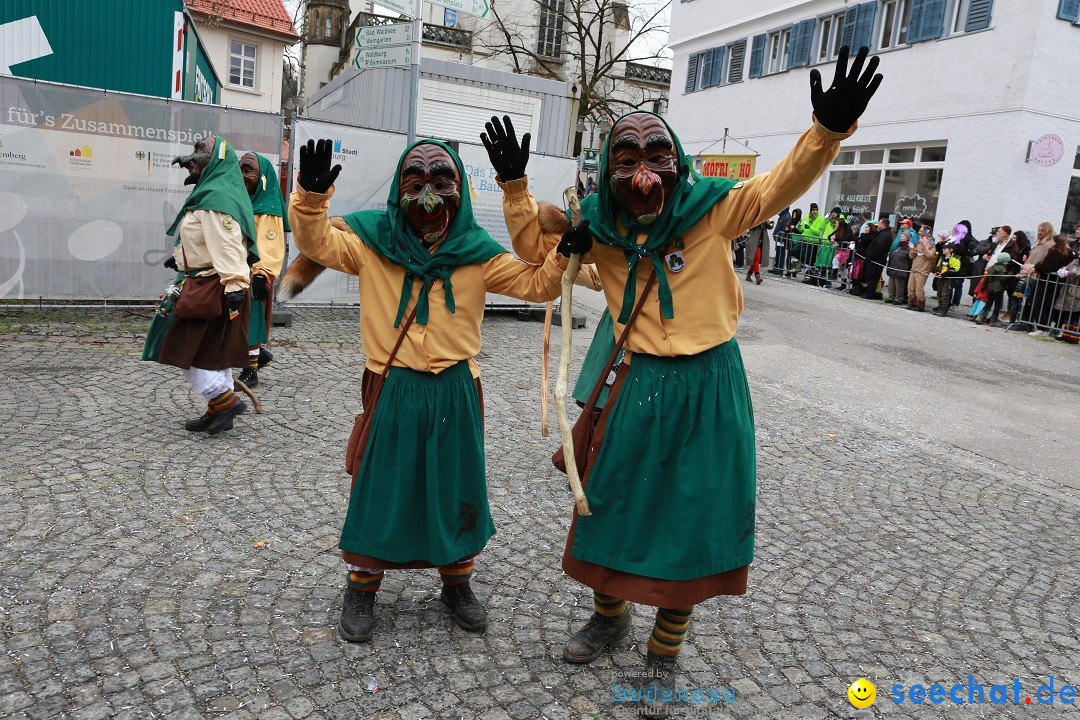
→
(859, 149, 884, 164)
(833, 150, 855, 165)
(880, 168, 942, 228)
(826, 170, 881, 218)
(1061, 176, 1080, 235)
(888, 148, 917, 163)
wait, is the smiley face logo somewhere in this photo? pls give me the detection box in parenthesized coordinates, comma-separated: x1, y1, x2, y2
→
(847, 678, 876, 708)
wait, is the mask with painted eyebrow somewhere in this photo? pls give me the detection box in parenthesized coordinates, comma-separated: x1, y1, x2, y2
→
(398, 144, 462, 243)
(606, 115, 678, 225)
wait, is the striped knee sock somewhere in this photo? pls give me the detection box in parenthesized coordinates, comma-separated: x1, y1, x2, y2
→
(207, 389, 238, 415)
(438, 559, 474, 586)
(347, 570, 384, 593)
(648, 607, 693, 657)
(247, 348, 260, 370)
(594, 592, 627, 618)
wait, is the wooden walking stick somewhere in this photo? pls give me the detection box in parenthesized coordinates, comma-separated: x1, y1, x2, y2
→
(540, 301, 553, 437)
(557, 187, 590, 516)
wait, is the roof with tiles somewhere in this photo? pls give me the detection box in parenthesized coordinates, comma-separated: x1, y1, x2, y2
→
(186, 0, 300, 42)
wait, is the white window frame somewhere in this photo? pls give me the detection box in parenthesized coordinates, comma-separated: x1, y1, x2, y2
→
(816, 11, 846, 63)
(829, 141, 948, 220)
(229, 39, 257, 90)
(878, 0, 913, 49)
(949, 0, 972, 35)
(766, 28, 791, 74)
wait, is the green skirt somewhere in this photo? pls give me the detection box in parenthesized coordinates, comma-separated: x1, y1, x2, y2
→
(572, 309, 621, 409)
(571, 339, 756, 581)
(141, 273, 183, 362)
(339, 361, 495, 565)
(248, 297, 269, 345)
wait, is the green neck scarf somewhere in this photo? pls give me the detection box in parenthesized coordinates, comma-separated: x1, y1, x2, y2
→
(342, 139, 506, 327)
(166, 138, 258, 259)
(248, 153, 291, 233)
(580, 111, 736, 323)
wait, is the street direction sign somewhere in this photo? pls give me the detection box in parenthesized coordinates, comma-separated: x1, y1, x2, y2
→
(354, 44, 413, 69)
(428, 0, 489, 19)
(356, 22, 413, 49)
(371, 0, 416, 18)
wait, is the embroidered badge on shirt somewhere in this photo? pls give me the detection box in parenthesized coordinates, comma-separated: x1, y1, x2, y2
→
(266, 230, 279, 241)
(665, 250, 685, 273)
(222, 217, 234, 231)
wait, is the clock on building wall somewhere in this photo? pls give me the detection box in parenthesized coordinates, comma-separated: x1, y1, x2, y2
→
(1028, 134, 1065, 167)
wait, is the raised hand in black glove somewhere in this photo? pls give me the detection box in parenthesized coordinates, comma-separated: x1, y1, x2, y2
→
(251, 274, 268, 301)
(297, 138, 342, 194)
(810, 46, 883, 133)
(480, 115, 530, 182)
(557, 220, 591, 258)
(225, 290, 245, 316)
(163, 256, 178, 271)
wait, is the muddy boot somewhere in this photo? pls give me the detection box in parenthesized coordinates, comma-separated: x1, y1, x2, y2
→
(440, 582, 488, 631)
(338, 587, 376, 642)
(755, 273, 763, 285)
(745, 269, 753, 282)
(641, 651, 679, 717)
(563, 607, 633, 663)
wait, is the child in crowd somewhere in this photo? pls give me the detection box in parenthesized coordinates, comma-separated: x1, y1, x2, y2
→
(978, 252, 1011, 326)
(933, 244, 961, 316)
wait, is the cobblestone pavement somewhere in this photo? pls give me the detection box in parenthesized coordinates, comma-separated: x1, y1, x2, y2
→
(1, 280, 1078, 720)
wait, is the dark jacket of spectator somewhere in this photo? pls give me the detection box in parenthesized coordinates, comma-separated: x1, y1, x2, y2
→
(886, 243, 912, 278)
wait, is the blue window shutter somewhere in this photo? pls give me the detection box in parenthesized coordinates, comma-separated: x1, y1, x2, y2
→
(684, 53, 700, 93)
(748, 33, 766, 78)
(965, 0, 994, 30)
(700, 50, 715, 88)
(708, 46, 725, 86)
(841, 6, 859, 49)
(908, 0, 946, 42)
(1057, 0, 1080, 20)
(853, 1, 877, 49)
(786, 19, 816, 69)
(727, 40, 747, 83)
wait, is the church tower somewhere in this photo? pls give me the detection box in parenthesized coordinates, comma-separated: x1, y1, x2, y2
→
(301, 0, 349, 102)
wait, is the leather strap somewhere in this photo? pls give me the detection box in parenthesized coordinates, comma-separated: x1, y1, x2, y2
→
(382, 305, 418, 378)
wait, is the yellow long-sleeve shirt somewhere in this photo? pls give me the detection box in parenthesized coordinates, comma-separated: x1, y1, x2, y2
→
(172, 209, 250, 293)
(288, 185, 569, 377)
(251, 214, 285, 280)
(501, 118, 854, 357)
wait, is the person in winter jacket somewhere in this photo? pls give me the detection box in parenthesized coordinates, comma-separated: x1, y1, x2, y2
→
(933, 244, 962, 316)
(1051, 256, 1080, 336)
(853, 216, 892, 299)
(977, 252, 1012, 326)
(907, 234, 936, 311)
(770, 207, 791, 274)
(885, 236, 912, 304)
(744, 219, 773, 284)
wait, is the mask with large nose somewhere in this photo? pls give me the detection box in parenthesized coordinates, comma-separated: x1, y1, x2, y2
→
(606, 115, 678, 225)
(398, 144, 461, 243)
(172, 134, 217, 186)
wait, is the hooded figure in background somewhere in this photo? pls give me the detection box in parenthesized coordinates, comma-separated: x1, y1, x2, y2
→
(237, 152, 290, 388)
(489, 45, 883, 716)
(142, 135, 256, 435)
(282, 137, 585, 644)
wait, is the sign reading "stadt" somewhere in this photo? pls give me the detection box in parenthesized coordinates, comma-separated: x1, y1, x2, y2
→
(354, 45, 412, 70)
(356, 22, 413, 49)
(428, 0, 489, 18)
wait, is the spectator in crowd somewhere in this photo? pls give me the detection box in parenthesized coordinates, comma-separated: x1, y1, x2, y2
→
(779, 208, 801, 277)
(907, 232, 936, 312)
(798, 203, 820, 234)
(969, 226, 997, 296)
(891, 218, 917, 254)
(848, 219, 875, 293)
(744, 220, 773, 285)
(885, 235, 912, 304)
(825, 217, 853, 289)
(770, 206, 792, 275)
(1052, 255, 1080, 337)
(1021, 223, 1060, 333)
(933, 243, 962, 316)
(977, 252, 1011, 326)
(1071, 225, 1080, 254)
(586, 176, 597, 195)
(851, 210, 874, 237)
(1029, 234, 1077, 336)
(853, 216, 893, 299)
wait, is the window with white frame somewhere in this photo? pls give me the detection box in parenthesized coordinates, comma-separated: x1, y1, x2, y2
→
(229, 40, 256, 89)
(950, 0, 972, 33)
(537, 0, 566, 58)
(826, 142, 948, 225)
(766, 28, 790, 74)
(817, 11, 846, 62)
(879, 0, 913, 48)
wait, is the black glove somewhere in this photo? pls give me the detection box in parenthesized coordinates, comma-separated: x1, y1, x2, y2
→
(297, 138, 342, 194)
(810, 46, 883, 133)
(251, 274, 268, 302)
(225, 290, 245, 315)
(163, 256, 178, 271)
(557, 220, 591, 258)
(480, 115, 530, 182)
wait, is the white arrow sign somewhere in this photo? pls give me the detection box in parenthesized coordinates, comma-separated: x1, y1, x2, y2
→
(372, 0, 416, 18)
(356, 22, 413, 49)
(354, 44, 413, 69)
(427, 0, 489, 18)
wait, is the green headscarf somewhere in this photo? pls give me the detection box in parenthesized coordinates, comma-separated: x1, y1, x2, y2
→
(580, 111, 737, 323)
(249, 153, 291, 233)
(166, 137, 258, 264)
(342, 139, 506, 327)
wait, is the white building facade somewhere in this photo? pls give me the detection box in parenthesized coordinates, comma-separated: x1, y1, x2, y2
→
(668, 0, 1080, 236)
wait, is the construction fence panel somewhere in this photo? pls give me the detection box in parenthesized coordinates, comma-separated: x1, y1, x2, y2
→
(0, 75, 282, 301)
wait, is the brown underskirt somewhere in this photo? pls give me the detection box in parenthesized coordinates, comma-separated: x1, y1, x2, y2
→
(339, 369, 485, 571)
(561, 362, 750, 607)
(157, 283, 250, 370)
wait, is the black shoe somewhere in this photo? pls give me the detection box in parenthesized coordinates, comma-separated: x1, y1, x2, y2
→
(184, 411, 214, 432)
(257, 348, 274, 368)
(206, 399, 247, 435)
(563, 607, 632, 664)
(641, 651, 679, 717)
(440, 583, 488, 631)
(236, 367, 258, 388)
(338, 587, 376, 642)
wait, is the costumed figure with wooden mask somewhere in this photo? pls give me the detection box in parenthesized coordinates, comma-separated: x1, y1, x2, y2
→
(142, 135, 256, 435)
(491, 47, 883, 716)
(281, 138, 589, 642)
